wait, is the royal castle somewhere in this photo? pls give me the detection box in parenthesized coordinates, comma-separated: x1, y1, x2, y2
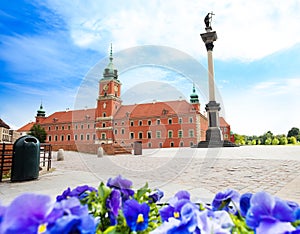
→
(18, 46, 231, 154)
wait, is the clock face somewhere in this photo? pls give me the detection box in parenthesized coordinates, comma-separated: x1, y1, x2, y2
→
(114, 85, 118, 92)
(103, 84, 108, 91)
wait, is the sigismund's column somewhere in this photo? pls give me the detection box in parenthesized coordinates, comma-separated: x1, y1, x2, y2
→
(200, 13, 223, 144)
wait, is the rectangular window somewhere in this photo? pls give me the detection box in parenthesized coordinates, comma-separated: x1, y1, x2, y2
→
(138, 132, 143, 139)
(86, 134, 90, 140)
(62, 125, 65, 130)
(101, 133, 106, 139)
(148, 120, 151, 125)
(179, 118, 182, 124)
(189, 117, 193, 123)
(156, 131, 161, 139)
(147, 131, 152, 139)
(168, 118, 172, 124)
(178, 130, 183, 138)
(114, 129, 118, 135)
(139, 120, 143, 126)
(157, 119, 161, 125)
(121, 128, 125, 134)
(189, 129, 194, 137)
(168, 130, 173, 138)
(130, 132, 134, 139)
(130, 121, 134, 126)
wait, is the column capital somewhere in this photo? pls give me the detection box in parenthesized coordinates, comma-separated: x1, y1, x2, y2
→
(205, 42, 214, 51)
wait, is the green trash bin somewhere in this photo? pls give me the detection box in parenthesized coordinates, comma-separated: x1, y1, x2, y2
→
(11, 135, 40, 182)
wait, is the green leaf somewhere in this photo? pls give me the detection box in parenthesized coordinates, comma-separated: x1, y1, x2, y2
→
(98, 182, 111, 200)
(135, 182, 150, 201)
(103, 226, 117, 234)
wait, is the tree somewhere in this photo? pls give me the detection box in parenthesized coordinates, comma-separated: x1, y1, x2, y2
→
(265, 138, 272, 145)
(288, 136, 297, 145)
(287, 127, 299, 138)
(28, 124, 47, 143)
(280, 136, 288, 145)
(272, 138, 279, 145)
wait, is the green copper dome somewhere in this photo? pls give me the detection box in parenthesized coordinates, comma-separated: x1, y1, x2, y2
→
(190, 84, 199, 104)
(37, 103, 46, 117)
(103, 43, 118, 80)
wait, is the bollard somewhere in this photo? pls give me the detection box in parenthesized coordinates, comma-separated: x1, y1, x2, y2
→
(57, 149, 64, 161)
(97, 147, 104, 157)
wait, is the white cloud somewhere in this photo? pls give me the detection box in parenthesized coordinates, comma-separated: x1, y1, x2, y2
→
(224, 77, 300, 135)
(44, 0, 300, 61)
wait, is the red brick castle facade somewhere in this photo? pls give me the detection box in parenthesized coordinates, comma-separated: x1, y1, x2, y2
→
(21, 46, 231, 153)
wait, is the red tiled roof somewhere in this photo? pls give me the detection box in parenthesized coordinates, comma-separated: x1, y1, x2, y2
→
(0, 119, 10, 129)
(38, 108, 96, 124)
(17, 122, 34, 132)
(114, 100, 195, 119)
(220, 117, 230, 127)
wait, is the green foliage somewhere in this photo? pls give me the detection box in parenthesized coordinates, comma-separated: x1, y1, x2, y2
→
(82, 182, 161, 233)
(288, 136, 297, 144)
(280, 137, 288, 145)
(28, 124, 47, 143)
(233, 128, 300, 146)
(271, 138, 279, 145)
(287, 127, 299, 138)
(265, 138, 272, 145)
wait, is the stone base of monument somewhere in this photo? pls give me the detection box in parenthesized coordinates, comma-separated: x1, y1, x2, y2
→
(197, 140, 238, 148)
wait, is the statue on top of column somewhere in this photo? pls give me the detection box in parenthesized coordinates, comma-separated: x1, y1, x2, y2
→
(204, 12, 214, 30)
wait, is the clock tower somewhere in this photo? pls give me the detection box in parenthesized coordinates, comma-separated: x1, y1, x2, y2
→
(96, 44, 122, 143)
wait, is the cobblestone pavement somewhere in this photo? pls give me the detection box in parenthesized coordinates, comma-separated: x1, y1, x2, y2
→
(1, 146, 300, 205)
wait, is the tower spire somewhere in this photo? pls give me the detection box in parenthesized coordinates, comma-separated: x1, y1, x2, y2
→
(190, 83, 199, 104)
(103, 43, 118, 80)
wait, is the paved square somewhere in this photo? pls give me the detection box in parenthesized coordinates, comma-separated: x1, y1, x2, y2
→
(1, 146, 300, 205)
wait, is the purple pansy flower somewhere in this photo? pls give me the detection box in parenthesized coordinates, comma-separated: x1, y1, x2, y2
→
(149, 189, 164, 204)
(106, 189, 122, 225)
(0, 204, 6, 224)
(154, 201, 201, 234)
(240, 192, 252, 217)
(107, 175, 134, 201)
(47, 197, 96, 233)
(159, 190, 191, 222)
(198, 210, 234, 234)
(154, 190, 203, 233)
(123, 199, 150, 232)
(0, 193, 54, 234)
(56, 185, 97, 201)
(212, 189, 240, 213)
(246, 191, 297, 233)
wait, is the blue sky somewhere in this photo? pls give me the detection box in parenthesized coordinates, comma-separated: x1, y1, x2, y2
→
(1, 0, 300, 136)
